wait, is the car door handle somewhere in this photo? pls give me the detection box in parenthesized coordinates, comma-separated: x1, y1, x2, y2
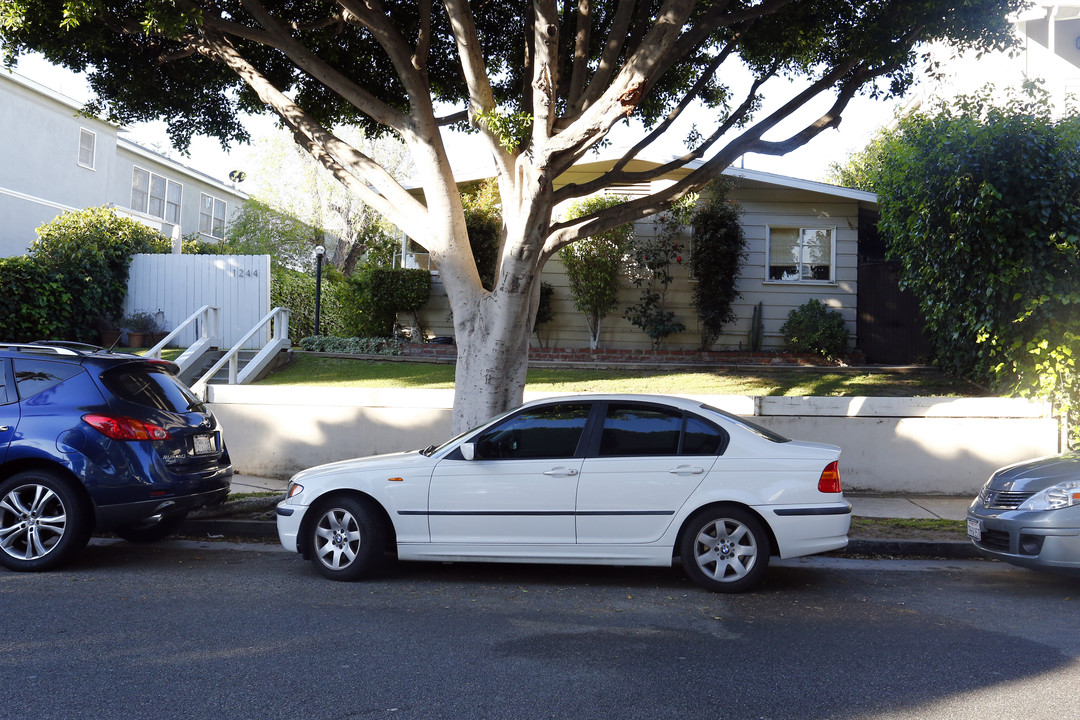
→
(543, 467, 579, 477)
(669, 466, 704, 475)
(0, 426, 9, 432)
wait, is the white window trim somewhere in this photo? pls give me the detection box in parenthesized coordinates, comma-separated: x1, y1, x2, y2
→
(764, 225, 837, 285)
(78, 128, 96, 170)
(199, 192, 227, 239)
(130, 165, 183, 225)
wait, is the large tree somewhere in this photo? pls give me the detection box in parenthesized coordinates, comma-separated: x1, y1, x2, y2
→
(0, 0, 1019, 430)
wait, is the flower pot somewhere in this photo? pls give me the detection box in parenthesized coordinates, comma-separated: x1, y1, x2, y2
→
(99, 329, 122, 348)
(126, 332, 145, 349)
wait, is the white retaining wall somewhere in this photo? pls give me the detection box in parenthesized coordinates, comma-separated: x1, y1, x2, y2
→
(206, 387, 1060, 495)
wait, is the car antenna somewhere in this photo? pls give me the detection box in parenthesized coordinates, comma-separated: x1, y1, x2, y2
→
(105, 333, 124, 353)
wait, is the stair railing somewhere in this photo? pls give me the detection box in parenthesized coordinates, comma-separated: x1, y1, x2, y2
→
(145, 305, 221, 376)
(191, 306, 290, 397)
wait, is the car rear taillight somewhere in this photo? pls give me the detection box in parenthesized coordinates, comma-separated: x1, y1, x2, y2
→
(818, 461, 842, 493)
(82, 414, 171, 441)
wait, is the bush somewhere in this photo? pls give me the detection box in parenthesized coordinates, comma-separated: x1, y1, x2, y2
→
(341, 267, 431, 337)
(690, 184, 747, 349)
(298, 336, 404, 354)
(271, 265, 348, 339)
(25, 207, 168, 342)
(0, 257, 71, 341)
(781, 300, 849, 359)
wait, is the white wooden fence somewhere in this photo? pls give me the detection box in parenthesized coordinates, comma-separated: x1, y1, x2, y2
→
(124, 254, 271, 349)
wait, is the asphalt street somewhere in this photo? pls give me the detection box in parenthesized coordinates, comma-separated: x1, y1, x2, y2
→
(3, 538, 1079, 720)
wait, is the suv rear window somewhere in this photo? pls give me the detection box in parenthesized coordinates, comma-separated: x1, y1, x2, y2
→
(101, 365, 203, 413)
(14, 358, 83, 400)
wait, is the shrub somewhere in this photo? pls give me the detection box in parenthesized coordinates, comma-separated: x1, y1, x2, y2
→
(690, 184, 747, 349)
(271, 265, 348, 339)
(298, 336, 404, 354)
(781, 300, 850, 358)
(341, 267, 431, 338)
(0, 257, 70, 341)
(27, 206, 167, 342)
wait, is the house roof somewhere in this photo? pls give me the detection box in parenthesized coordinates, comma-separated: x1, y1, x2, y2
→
(425, 149, 878, 208)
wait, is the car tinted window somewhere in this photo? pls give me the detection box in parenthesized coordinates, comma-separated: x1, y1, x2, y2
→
(599, 404, 682, 456)
(682, 415, 725, 455)
(101, 365, 202, 413)
(474, 403, 590, 459)
(14, 358, 83, 400)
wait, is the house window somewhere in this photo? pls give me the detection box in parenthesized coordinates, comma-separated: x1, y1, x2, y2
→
(78, 129, 96, 169)
(130, 167, 182, 224)
(766, 227, 835, 282)
(199, 193, 227, 239)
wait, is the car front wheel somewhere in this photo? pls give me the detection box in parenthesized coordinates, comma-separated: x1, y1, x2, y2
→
(306, 495, 387, 581)
(0, 471, 90, 572)
(680, 507, 770, 593)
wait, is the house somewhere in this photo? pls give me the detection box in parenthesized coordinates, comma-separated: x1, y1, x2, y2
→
(0, 69, 247, 257)
(413, 158, 905, 357)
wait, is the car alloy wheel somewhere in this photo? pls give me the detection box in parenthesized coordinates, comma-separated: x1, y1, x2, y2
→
(680, 507, 770, 593)
(0, 471, 89, 572)
(307, 495, 387, 581)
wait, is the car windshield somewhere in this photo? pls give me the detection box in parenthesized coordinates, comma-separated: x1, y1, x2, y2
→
(700, 403, 790, 443)
(422, 406, 521, 456)
(101, 364, 205, 413)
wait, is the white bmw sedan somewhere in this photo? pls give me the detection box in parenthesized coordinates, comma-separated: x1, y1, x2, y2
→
(277, 394, 850, 592)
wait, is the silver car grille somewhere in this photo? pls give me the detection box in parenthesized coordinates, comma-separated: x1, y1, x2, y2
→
(981, 489, 1034, 509)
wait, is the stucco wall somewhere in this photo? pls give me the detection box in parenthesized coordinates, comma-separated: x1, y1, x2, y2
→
(207, 386, 1058, 495)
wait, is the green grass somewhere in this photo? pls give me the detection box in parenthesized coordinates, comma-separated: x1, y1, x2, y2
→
(255, 354, 983, 396)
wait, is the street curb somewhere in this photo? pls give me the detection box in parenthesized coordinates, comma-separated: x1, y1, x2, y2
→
(181, 519, 984, 559)
(842, 538, 982, 560)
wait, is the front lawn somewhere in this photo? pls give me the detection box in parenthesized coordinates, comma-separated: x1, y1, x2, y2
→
(255, 354, 984, 396)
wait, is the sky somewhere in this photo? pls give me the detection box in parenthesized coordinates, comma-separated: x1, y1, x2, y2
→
(9, 51, 904, 187)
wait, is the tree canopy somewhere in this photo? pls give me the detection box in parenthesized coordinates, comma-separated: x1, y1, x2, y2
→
(0, 0, 1023, 429)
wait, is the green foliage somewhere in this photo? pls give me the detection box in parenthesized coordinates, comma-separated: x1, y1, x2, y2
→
(780, 300, 850, 359)
(340, 267, 432, 338)
(560, 195, 634, 349)
(534, 281, 555, 329)
(624, 197, 696, 349)
(826, 131, 894, 192)
(690, 183, 747, 349)
(867, 84, 1080, 442)
(0, 257, 70, 341)
(298, 336, 404, 355)
(461, 179, 501, 290)
(27, 206, 166, 342)
(475, 108, 534, 152)
(271, 265, 348, 340)
(227, 197, 321, 271)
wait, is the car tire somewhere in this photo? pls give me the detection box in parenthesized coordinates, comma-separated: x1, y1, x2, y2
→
(114, 512, 188, 543)
(307, 495, 387, 581)
(0, 470, 91, 572)
(679, 506, 770, 593)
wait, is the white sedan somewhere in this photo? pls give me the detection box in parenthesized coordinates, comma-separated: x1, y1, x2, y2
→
(276, 394, 850, 592)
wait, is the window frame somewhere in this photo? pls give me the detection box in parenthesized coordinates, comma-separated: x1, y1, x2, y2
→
(764, 225, 837, 284)
(199, 192, 227, 239)
(130, 165, 183, 224)
(78, 128, 96, 170)
(583, 401, 730, 458)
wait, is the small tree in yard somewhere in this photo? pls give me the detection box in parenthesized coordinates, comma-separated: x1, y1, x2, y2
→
(560, 195, 633, 350)
(624, 199, 694, 349)
(690, 183, 746, 350)
(0, 0, 1021, 430)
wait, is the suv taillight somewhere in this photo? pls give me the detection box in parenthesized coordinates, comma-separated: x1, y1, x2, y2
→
(83, 414, 171, 441)
(818, 461, 842, 493)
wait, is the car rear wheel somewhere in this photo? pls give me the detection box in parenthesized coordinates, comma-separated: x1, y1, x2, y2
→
(679, 507, 770, 593)
(114, 512, 188, 543)
(0, 471, 90, 572)
(307, 495, 387, 581)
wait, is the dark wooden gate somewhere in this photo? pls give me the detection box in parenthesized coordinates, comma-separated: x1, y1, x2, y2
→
(857, 261, 934, 365)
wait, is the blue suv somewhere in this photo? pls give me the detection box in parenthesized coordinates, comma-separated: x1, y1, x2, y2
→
(0, 342, 232, 571)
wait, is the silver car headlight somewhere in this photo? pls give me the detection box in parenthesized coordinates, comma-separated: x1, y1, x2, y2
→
(1017, 480, 1080, 511)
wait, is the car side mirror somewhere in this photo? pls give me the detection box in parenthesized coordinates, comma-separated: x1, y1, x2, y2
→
(460, 442, 476, 461)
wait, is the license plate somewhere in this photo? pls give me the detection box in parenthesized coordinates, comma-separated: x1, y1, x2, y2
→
(967, 518, 981, 542)
(192, 433, 216, 455)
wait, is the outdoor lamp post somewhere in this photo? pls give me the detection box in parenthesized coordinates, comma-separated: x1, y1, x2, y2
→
(314, 245, 326, 337)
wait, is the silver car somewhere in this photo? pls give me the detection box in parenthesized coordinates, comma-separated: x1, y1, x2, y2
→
(967, 453, 1080, 575)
